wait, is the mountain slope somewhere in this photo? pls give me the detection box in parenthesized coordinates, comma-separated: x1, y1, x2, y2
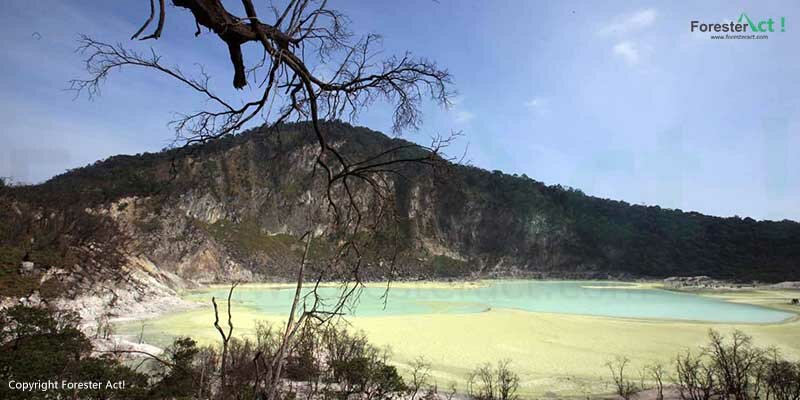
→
(2, 121, 799, 303)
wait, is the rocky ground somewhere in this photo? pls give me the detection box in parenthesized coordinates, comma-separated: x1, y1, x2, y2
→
(663, 275, 800, 291)
(2, 255, 200, 354)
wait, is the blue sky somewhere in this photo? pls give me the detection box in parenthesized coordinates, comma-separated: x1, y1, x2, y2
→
(1, 1, 799, 221)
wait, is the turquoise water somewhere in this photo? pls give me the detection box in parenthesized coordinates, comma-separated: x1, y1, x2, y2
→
(185, 281, 794, 323)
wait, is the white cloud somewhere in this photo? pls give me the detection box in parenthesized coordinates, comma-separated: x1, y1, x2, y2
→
(613, 41, 640, 65)
(454, 110, 475, 123)
(524, 97, 550, 115)
(599, 9, 657, 35)
(524, 98, 546, 109)
(448, 96, 474, 124)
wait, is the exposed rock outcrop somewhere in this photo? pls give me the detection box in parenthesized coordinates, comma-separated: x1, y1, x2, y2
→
(1, 121, 799, 307)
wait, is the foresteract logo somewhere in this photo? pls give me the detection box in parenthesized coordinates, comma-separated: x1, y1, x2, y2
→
(690, 13, 787, 34)
(736, 13, 786, 32)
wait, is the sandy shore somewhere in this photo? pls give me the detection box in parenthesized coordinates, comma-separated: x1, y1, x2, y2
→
(110, 279, 800, 397)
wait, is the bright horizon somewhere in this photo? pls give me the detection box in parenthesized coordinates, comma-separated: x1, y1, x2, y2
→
(1, 0, 799, 221)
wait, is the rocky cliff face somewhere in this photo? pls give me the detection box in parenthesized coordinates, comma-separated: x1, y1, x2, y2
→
(2, 122, 799, 308)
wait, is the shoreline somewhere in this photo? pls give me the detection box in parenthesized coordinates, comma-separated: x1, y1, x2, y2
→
(110, 290, 800, 398)
(115, 277, 800, 331)
(103, 278, 800, 397)
(6, 277, 796, 359)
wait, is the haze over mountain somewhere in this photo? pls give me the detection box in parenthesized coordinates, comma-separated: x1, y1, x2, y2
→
(2, 122, 799, 303)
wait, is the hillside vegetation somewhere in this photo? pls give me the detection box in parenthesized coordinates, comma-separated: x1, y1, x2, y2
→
(1, 122, 798, 299)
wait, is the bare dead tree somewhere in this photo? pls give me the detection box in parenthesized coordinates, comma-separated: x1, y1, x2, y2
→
(408, 357, 432, 400)
(705, 330, 764, 400)
(466, 360, 520, 400)
(71, 1, 458, 399)
(606, 355, 639, 400)
(675, 350, 716, 400)
(645, 363, 666, 400)
(70, 1, 456, 219)
(763, 347, 800, 400)
(212, 281, 239, 398)
(496, 360, 520, 400)
(444, 382, 458, 400)
(265, 231, 313, 400)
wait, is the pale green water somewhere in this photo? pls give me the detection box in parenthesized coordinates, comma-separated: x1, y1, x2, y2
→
(183, 281, 793, 323)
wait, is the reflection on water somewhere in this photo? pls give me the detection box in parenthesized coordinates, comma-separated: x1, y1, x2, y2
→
(185, 281, 793, 323)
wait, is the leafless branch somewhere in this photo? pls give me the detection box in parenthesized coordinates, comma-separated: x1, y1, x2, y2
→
(73, 2, 460, 399)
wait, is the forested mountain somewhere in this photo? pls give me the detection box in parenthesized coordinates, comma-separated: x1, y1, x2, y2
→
(1, 122, 798, 301)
